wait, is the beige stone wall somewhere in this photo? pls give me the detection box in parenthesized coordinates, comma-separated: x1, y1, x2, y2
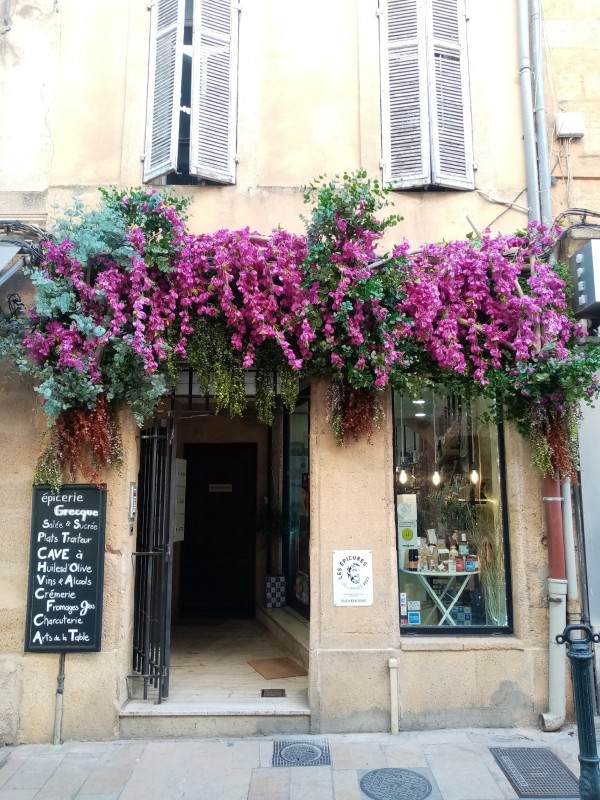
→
(0, 367, 139, 743)
(2, 0, 528, 240)
(1, 0, 594, 740)
(543, 0, 600, 211)
(308, 381, 398, 732)
(308, 380, 554, 732)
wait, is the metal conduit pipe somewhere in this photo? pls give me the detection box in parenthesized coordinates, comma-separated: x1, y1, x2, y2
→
(540, 476, 568, 731)
(388, 658, 399, 735)
(530, 0, 552, 226)
(518, 0, 574, 730)
(517, 0, 541, 222)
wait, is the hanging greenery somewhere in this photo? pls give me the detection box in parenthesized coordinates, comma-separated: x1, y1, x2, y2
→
(0, 173, 598, 485)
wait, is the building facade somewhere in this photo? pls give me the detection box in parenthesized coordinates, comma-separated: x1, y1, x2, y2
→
(0, 0, 599, 743)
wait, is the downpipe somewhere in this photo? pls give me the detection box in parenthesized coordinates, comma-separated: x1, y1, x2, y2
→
(562, 479, 581, 624)
(517, 0, 541, 221)
(540, 578, 568, 731)
(540, 476, 568, 731)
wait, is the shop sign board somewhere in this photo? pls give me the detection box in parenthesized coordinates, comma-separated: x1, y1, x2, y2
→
(333, 549, 373, 606)
(25, 485, 106, 652)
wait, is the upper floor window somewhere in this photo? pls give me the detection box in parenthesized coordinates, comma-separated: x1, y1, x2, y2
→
(144, 0, 239, 185)
(379, 0, 474, 190)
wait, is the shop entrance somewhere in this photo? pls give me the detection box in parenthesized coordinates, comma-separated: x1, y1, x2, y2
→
(179, 442, 257, 618)
(128, 404, 310, 718)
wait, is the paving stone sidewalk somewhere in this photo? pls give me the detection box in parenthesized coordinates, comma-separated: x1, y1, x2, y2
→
(0, 726, 584, 800)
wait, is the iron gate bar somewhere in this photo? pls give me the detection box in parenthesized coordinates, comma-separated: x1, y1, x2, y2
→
(131, 418, 175, 704)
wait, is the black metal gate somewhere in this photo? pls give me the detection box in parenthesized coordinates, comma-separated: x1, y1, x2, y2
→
(132, 418, 175, 703)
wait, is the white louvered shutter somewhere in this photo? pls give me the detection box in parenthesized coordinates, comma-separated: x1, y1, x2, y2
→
(144, 0, 185, 182)
(427, 0, 474, 188)
(189, 0, 239, 184)
(380, 0, 430, 188)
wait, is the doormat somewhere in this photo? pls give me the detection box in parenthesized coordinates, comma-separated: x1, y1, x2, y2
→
(490, 747, 579, 798)
(247, 657, 308, 679)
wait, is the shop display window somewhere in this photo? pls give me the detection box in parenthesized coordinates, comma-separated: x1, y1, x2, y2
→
(394, 390, 512, 632)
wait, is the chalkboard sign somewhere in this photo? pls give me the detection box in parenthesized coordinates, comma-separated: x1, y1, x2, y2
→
(25, 485, 106, 652)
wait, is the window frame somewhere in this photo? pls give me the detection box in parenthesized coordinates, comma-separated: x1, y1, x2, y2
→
(392, 390, 513, 636)
(282, 388, 311, 620)
(144, 0, 239, 185)
(379, 0, 475, 191)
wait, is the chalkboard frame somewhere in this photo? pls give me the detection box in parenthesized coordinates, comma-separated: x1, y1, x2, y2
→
(25, 485, 107, 653)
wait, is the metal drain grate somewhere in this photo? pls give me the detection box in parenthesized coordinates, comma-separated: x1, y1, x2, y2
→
(490, 747, 579, 798)
(272, 739, 331, 766)
(360, 769, 432, 800)
(261, 689, 286, 698)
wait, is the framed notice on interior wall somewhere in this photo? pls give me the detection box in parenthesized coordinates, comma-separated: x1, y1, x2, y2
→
(25, 485, 107, 652)
(333, 550, 373, 606)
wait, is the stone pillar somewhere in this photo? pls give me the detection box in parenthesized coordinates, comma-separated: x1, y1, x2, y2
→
(308, 380, 399, 732)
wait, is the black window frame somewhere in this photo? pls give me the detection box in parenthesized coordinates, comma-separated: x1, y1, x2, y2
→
(392, 390, 514, 636)
(282, 387, 311, 620)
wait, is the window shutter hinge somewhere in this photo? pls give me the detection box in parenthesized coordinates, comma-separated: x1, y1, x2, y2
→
(234, 155, 240, 164)
(147, 1, 154, 9)
(141, 154, 146, 162)
(379, 161, 386, 169)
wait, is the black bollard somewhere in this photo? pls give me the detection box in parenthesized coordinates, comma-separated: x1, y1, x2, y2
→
(556, 624, 600, 800)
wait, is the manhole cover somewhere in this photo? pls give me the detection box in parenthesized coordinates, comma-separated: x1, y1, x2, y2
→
(490, 747, 579, 798)
(272, 739, 331, 766)
(360, 768, 432, 800)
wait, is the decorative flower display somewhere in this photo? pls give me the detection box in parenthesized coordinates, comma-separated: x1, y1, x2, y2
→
(1, 173, 598, 488)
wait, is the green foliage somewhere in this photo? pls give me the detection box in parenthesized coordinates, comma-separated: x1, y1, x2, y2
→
(33, 429, 63, 492)
(99, 187, 190, 273)
(102, 339, 170, 425)
(51, 192, 134, 270)
(186, 318, 246, 417)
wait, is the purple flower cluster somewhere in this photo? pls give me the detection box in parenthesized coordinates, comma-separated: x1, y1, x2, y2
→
(398, 223, 583, 388)
(21, 195, 588, 427)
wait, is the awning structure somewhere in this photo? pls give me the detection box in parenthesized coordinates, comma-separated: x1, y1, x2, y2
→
(0, 221, 44, 288)
(0, 243, 24, 287)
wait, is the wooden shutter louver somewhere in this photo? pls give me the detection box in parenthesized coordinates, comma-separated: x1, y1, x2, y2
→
(190, 0, 238, 184)
(381, 0, 430, 187)
(428, 0, 474, 188)
(144, 0, 185, 182)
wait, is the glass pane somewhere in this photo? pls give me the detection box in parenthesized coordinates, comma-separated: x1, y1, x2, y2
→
(285, 400, 310, 613)
(394, 389, 509, 630)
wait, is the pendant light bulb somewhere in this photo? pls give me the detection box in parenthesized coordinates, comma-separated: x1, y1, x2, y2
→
(399, 468, 408, 484)
(470, 468, 479, 484)
(432, 469, 441, 486)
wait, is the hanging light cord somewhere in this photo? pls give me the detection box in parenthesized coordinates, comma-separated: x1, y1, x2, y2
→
(432, 393, 441, 486)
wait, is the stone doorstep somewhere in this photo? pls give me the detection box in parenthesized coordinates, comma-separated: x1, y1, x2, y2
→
(118, 711, 310, 739)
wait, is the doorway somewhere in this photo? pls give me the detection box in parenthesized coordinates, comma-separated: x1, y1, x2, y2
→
(129, 412, 310, 715)
(179, 443, 257, 618)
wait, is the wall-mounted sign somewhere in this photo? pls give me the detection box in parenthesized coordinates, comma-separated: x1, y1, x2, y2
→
(208, 483, 232, 493)
(333, 550, 373, 606)
(128, 482, 137, 521)
(25, 486, 106, 652)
